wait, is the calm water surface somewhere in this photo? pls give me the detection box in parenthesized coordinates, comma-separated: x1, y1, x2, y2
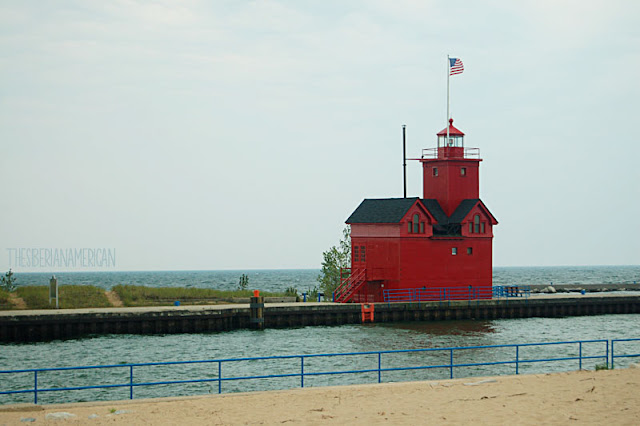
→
(2, 314, 639, 405)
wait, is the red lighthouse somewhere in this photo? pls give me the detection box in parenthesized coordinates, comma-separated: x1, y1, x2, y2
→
(336, 119, 497, 303)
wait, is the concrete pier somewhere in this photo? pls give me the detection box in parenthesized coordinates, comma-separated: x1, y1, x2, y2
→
(1, 293, 639, 342)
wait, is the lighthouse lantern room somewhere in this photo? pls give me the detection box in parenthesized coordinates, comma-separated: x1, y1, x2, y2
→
(336, 119, 497, 303)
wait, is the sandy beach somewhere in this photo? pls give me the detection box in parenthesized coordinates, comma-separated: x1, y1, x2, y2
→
(1, 367, 639, 425)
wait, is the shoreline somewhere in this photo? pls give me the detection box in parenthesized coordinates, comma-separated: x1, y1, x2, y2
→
(1, 368, 638, 425)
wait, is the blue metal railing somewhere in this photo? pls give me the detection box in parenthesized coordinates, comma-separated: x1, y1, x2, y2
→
(493, 285, 531, 298)
(383, 286, 493, 302)
(0, 339, 612, 405)
(611, 338, 640, 368)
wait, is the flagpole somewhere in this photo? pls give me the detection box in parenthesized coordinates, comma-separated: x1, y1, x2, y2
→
(446, 55, 450, 148)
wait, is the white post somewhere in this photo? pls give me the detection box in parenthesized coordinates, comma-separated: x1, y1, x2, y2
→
(49, 275, 59, 309)
(446, 55, 450, 149)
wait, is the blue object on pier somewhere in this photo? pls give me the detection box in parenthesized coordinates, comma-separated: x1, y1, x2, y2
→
(581, 290, 586, 295)
(174, 301, 180, 306)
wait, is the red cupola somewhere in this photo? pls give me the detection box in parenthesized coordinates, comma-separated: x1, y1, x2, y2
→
(436, 118, 465, 159)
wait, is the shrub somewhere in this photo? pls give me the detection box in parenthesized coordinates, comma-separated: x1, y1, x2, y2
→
(238, 274, 249, 291)
(317, 227, 350, 297)
(1, 269, 17, 292)
(284, 286, 298, 297)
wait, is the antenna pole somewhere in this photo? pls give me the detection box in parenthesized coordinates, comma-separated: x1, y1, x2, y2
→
(446, 55, 450, 147)
(402, 124, 407, 198)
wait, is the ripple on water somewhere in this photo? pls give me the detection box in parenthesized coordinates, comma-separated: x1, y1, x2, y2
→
(1, 314, 639, 404)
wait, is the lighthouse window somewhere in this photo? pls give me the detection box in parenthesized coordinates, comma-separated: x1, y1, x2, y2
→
(452, 247, 458, 255)
(360, 246, 366, 262)
(433, 167, 438, 177)
(467, 247, 473, 255)
(460, 167, 466, 176)
(481, 222, 486, 233)
(353, 246, 359, 263)
(469, 222, 473, 233)
(474, 215, 480, 233)
(408, 214, 425, 234)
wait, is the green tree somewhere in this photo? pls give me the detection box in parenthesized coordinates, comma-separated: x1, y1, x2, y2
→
(317, 226, 351, 298)
(1, 269, 17, 292)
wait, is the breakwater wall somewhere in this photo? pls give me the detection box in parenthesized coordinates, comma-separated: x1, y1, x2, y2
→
(529, 283, 640, 293)
(1, 294, 639, 343)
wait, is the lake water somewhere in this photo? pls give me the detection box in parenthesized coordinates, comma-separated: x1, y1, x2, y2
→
(2, 265, 639, 405)
(12, 265, 640, 293)
(1, 313, 639, 405)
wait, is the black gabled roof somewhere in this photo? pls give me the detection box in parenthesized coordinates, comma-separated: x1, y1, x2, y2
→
(449, 199, 499, 224)
(346, 197, 497, 226)
(448, 199, 481, 224)
(346, 197, 420, 224)
(422, 199, 448, 225)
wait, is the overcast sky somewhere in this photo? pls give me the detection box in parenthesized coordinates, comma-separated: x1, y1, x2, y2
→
(1, 0, 639, 272)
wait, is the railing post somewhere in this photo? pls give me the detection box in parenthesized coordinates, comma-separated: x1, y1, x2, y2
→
(250, 293, 265, 330)
(516, 346, 519, 375)
(378, 352, 382, 383)
(301, 356, 305, 388)
(579, 342, 583, 370)
(129, 365, 134, 399)
(450, 349, 454, 379)
(610, 340, 614, 369)
(34, 370, 38, 405)
(218, 361, 222, 394)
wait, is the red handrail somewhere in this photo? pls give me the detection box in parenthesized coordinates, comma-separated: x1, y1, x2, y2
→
(335, 268, 366, 303)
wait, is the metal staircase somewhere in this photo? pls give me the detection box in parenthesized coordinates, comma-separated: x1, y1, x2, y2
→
(334, 268, 366, 303)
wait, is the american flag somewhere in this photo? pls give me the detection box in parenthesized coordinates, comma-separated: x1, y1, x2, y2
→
(449, 58, 464, 76)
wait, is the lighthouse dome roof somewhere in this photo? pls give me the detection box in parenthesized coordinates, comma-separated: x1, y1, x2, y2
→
(437, 118, 465, 136)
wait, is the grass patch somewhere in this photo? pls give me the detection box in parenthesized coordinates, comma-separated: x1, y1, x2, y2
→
(16, 285, 111, 309)
(112, 285, 285, 307)
(16, 286, 49, 309)
(0, 289, 11, 310)
(10, 284, 290, 309)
